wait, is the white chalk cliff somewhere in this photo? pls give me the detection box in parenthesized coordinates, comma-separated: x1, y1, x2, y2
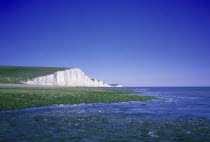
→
(24, 68, 122, 87)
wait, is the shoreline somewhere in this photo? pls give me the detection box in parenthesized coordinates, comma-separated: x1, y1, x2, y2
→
(0, 87, 156, 111)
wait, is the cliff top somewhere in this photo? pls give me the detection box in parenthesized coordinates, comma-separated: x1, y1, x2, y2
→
(0, 66, 70, 84)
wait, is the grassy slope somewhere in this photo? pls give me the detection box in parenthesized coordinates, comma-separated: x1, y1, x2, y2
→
(0, 66, 70, 84)
(0, 87, 156, 111)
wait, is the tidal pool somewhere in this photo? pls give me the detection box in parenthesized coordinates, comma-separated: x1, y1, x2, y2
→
(1, 87, 210, 141)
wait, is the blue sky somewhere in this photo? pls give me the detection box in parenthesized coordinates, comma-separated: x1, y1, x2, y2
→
(0, 0, 210, 86)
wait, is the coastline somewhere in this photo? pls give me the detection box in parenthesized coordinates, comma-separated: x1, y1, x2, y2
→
(0, 86, 156, 111)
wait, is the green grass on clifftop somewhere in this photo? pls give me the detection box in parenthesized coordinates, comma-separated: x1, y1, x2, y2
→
(0, 66, 70, 84)
(0, 87, 156, 111)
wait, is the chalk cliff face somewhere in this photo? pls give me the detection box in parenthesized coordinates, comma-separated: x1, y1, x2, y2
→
(24, 68, 119, 87)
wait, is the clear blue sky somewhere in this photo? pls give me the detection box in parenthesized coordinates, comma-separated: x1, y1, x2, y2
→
(0, 0, 210, 86)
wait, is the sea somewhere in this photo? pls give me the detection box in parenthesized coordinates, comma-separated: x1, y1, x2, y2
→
(0, 87, 210, 142)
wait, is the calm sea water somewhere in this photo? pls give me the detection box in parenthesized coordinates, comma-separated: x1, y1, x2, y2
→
(1, 87, 210, 142)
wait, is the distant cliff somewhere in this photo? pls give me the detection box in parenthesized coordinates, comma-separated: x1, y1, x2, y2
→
(24, 68, 122, 87)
